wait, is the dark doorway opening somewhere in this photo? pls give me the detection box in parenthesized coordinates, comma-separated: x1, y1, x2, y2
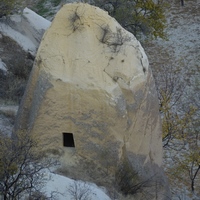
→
(63, 133, 75, 147)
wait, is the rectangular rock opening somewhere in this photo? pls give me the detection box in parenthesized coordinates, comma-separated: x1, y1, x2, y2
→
(63, 133, 75, 147)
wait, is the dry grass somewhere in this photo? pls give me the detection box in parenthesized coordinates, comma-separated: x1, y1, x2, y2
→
(0, 35, 33, 103)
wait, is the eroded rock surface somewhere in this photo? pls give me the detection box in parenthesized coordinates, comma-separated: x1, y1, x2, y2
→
(0, 8, 50, 55)
(15, 3, 169, 198)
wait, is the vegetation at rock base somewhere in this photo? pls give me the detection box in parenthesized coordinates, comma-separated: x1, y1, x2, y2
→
(0, 130, 58, 199)
(116, 164, 146, 195)
(115, 155, 166, 198)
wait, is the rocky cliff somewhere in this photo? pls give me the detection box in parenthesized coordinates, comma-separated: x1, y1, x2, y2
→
(15, 3, 169, 198)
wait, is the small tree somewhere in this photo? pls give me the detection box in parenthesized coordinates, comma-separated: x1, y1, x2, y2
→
(0, 130, 58, 199)
(152, 65, 196, 147)
(67, 180, 93, 200)
(177, 114, 200, 192)
(153, 64, 200, 195)
(168, 145, 200, 193)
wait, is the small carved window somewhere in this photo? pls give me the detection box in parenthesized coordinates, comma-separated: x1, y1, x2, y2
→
(63, 133, 75, 147)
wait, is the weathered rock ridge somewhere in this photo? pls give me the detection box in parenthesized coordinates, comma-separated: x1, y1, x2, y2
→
(0, 8, 50, 55)
(15, 3, 168, 198)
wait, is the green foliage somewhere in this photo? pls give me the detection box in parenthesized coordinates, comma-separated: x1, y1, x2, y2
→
(35, 0, 50, 16)
(34, 0, 62, 17)
(91, 0, 167, 40)
(0, 0, 15, 16)
(51, 0, 62, 7)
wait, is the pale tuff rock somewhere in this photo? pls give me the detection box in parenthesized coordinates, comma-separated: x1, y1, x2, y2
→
(15, 3, 169, 198)
(0, 58, 7, 74)
(0, 8, 50, 55)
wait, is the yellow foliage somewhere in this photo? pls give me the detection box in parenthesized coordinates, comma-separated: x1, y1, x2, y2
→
(160, 83, 197, 143)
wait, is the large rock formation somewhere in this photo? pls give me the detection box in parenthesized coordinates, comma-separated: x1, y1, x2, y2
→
(15, 3, 169, 198)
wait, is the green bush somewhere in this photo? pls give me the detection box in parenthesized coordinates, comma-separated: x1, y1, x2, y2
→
(52, 0, 62, 7)
(34, 0, 62, 17)
(0, 0, 15, 17)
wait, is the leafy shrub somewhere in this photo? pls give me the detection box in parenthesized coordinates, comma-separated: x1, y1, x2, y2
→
(0, 0, 15, 17)
(52, 0, 62, 7)
(34, 0, 62, 18)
